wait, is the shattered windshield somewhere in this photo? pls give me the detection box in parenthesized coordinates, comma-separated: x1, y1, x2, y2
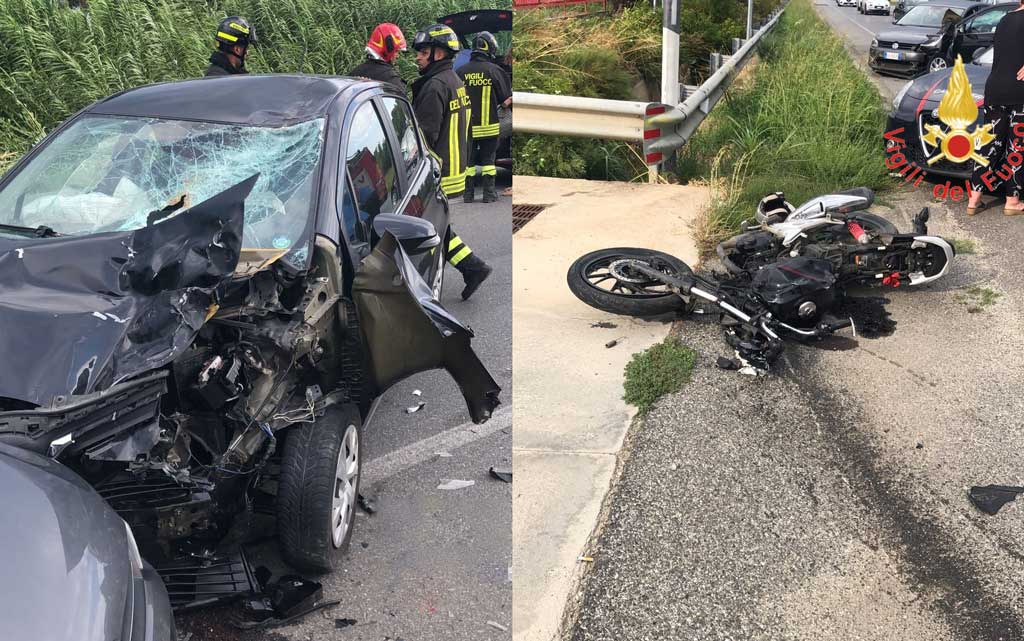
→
(0, 115, 325, 268)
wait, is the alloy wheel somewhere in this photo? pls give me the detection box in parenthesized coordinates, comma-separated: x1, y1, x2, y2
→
(331, 423, 359, 548)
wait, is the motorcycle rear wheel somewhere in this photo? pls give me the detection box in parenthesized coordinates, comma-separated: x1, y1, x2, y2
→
(816, 212, 898, 243)
(567, 247, 694, 317)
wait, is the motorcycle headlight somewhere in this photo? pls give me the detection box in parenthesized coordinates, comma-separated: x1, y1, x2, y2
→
(892, 81, 912, 111)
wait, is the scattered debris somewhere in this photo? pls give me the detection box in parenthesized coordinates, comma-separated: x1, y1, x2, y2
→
(605, 339, 619, 348)
(412, 389, 422, 397)
(591, 321, 617, 329)
(716, 356, 740, 370)
(360, 541, 369, 549)
(489, 467, 513, 483)
(487, 621, 509, 632)
(577, 555, 594, 563)
(669, 463, 678, 471)
(237, 575, 340, 630)
(335, 618, 358, 629)
(405, 402, 425, 414)
(915, 442, 924, 450)
(437, 479, 475, 490)
(436, 451, 453, 458)
(357, 493, 376, 515)
(969, 485, 1024, 515)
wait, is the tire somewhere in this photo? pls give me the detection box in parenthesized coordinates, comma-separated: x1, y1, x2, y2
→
(928, 56, 949, 73)
(278, 404, 362, 573)
(566, 247, 693, 317)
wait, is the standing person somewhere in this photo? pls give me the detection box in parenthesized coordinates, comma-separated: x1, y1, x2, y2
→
(967, 3, 1024, 215)
(205, 16, 257, 77)
(411, 24, 492, 300)
(458, 32, 512, 203)
(348, 23, 408, 92)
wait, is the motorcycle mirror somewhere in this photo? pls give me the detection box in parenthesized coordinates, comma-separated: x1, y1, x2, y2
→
(789, 194, 871, 220)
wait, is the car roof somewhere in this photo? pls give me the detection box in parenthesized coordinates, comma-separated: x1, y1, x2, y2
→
(86, 75, 374, 127)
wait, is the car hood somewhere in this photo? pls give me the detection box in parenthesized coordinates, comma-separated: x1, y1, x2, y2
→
(0, 444, 132, 641)
(0, 175, 253, 408)
(903, 63, 990, 105)
(876, 26, 940, 44)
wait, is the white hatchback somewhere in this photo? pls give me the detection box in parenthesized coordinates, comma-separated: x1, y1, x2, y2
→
(859, 0, 891, 14)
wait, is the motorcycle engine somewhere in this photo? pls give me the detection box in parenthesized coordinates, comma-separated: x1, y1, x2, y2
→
(750, 257, 837, 327)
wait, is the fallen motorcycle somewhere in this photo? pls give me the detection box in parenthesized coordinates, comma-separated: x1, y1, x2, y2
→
(566, 188, 955, 372)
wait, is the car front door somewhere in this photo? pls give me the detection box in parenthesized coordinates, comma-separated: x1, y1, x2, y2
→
(953, 7, 1009, 61)
(379, 94, 449, 292)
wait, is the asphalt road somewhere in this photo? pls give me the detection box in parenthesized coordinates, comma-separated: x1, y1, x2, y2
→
(177, 187, 512, 641)
(566, 5, 1024, 640)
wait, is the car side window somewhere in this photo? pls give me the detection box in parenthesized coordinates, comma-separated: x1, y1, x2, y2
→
(381, 96, 423, 174)
(968, 9, 1005, 33)
(342, 101, 402, 243)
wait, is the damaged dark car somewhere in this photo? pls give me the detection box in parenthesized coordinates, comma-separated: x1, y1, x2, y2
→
(0, 74, 500, 628)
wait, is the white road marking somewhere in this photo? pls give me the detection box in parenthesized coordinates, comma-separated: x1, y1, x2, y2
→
(826, 3, 880, 37)
(362, 406, 511, 487)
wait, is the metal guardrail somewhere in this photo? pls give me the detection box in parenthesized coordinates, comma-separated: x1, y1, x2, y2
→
(512, 2, 788, 180)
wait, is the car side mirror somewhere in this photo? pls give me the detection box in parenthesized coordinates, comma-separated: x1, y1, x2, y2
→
(972, 47, 986, 62)
(372, 213, 441, 254)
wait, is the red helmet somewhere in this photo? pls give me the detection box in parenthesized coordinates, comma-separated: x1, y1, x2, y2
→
(366, 23, 407, 63)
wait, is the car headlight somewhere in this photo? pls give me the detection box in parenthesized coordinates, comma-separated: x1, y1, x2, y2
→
(921, 36, 941, 49)
(893, 81, 912, 111)
(871, 38, 878, 48)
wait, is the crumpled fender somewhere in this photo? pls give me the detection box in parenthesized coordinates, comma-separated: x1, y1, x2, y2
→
(352, 232, 501, 424)
(0, 175, 256, 406)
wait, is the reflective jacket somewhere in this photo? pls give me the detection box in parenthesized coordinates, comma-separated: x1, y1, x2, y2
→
(348, 58, 406, 93)
(457, 53, 511, 139)
(411, 59, 471, 197)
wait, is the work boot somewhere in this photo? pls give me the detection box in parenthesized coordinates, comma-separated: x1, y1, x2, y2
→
(456, 253, 493, 300)
(482, 175, 497, 203)
(464, 175, 475, 203)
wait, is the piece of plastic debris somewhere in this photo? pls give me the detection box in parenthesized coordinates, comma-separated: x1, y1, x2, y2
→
(357, 493, 376, 515)
(236, 574, 340, 630)
(605, 339, 618, 348)
(591, 321, 617, 329)
(487, 621, 509, 632)
(489, 467, 512, 483)
(669, 463, 678, 471)
(716, 356, 740, 370)
(412, 389, 422, 397)
(405, 402, 425, 414)
(915, 442, 924, 449)
(436, 451, 453, 458)
(969, 485, 1024, 515)
(437, 479, 475, 490)
(335, 618, 358, 629)
(577, 555, 594, 563)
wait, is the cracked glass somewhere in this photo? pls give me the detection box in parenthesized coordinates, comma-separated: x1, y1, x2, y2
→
(0, 115, 325, 269)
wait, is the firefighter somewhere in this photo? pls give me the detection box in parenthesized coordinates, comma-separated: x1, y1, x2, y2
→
(205, 16, 257, 77)
(458, 32, 511, 203)
(411, 24, 492, 300)
(348, 23, 408, 92)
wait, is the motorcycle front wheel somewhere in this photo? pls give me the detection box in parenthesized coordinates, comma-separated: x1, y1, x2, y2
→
(567, 247, 694, 317)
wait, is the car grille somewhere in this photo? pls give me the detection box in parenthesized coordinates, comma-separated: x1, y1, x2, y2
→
(876, 41, 915, 51)
(156, 552, 259, 609)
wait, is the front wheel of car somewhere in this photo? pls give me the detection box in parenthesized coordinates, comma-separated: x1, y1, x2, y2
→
(278, 404, 363, 573)
(928, 56, 949, 73)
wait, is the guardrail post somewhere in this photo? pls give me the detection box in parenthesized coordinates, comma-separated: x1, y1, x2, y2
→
(732, 38, 742, 54)
(747, 0, 754, 39)
(660, 0, 681, 107)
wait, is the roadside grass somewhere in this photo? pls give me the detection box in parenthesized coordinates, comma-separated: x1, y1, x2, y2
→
(951, 238, 977, 255)
(513, 0, 781, 181)
(956, 286, 1001, 313)
(0, 0, 507, 160)
(680, 0, 891, 255)
(623, 337, 697, 414)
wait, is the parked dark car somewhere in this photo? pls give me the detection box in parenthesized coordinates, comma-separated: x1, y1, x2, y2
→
(893, 0, 1002, 22)
(927, 2, 1016, 72)
(886, 46, 992, 178)
(0, 75, 500, 609)
(869, 1, 986, 77)
(0, 442, 174, 641)
(440, 8, 513, 171)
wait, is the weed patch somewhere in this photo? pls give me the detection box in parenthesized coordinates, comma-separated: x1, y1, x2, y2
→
(951, 238, 977, 255)
(623, 337, 697, 414)
(956, 286, 1001, 313)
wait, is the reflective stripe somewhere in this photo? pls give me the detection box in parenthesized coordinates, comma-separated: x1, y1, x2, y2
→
(465, 166, 477, 176)
(449, 246, 472, 265)
(471, 124, 501, 138)
(228, 22, 250, 34)
(480, 165, 497, 176)
(481, 85, 491, 127)
(217, 31, 238, 42)
(449, 236, 463, 250)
